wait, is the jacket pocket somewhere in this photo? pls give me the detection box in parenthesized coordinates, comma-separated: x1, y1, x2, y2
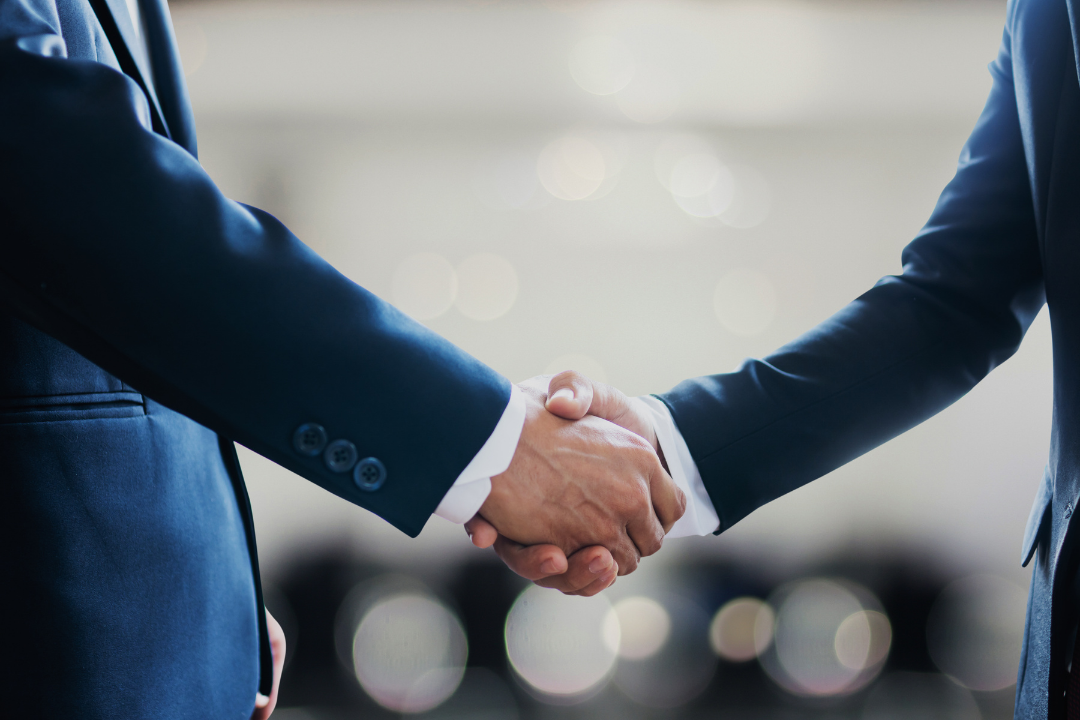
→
(1021, 465, 1053, 568)
(0, 391, 145, 424)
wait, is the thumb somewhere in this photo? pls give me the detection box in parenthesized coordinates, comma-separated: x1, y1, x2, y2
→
(547, 371, 657, 450)
(545, 370, 595, 420)
(580, 379, 655, 447)
(464, 515, 499, 548)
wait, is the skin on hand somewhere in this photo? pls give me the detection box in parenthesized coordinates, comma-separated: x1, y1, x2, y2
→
(477, 383, 685, 575)
(464, 514, 619, 596)
(251, 609, 286, 720)
(530, 371, 658, 453)
(466, 371, 666, 593)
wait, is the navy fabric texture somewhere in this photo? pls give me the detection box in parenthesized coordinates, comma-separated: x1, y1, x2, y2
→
(659, 1, 1080, 717)
(0, 0, 511, 716)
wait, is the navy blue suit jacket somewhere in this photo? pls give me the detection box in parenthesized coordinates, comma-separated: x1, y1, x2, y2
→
(660, 1, 1080, 716)
(0, 0, 509, 716)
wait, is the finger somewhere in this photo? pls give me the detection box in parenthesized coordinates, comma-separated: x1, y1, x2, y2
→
(607, 531, 641, 575)
(464, 515, 499, 549)
(648, 458, 687, 534)
(534, 545, 615, 594)
(492, 536, 569, 580)
(545, 370, 595, 420)
(583, 382, 658, 450)
(570, 561, 619, 597)
(252, 609, 286, 720)
(625, 487, 665, 561)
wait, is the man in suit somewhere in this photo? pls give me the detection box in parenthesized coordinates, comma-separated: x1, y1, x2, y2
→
(0, 0, 687, 717)
(473, 0, 1080, 717)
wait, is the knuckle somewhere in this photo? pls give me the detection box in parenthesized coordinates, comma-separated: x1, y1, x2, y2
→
(552, 369, 582, 386)
(624, 432, 653, 455)
(642, 530, 663, 557)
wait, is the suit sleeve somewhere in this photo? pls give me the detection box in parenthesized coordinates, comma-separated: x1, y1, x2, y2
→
(0, 8, 510, 538)
(659, 6, 1046, 534)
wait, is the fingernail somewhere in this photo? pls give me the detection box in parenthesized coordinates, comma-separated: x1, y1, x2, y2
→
(540, 558, 559, 574)
(255, 693, 270, 708)
(589, 556, 611, 574)
(550, 387, 575, 402)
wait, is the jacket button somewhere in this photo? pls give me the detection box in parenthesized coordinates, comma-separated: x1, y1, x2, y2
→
(354, 457, 387, 491)
(293, 423, 327, 456)
(323, 439, 358, 473)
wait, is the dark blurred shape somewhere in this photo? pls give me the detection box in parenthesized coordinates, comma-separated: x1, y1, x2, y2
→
(262, 582, 298, 670)
(265, 549, 1016, 719)
(862, 672, 981, 720)
(448, 559, 526, 671)
(272, 551, 390, 715)
(926, 574, 1027, 691)
(410, 668, 519, 720)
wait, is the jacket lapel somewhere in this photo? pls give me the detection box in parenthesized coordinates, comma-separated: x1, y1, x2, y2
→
(1069, 0, 1080, 82)
(91, 0, 171, 139)
(140, 0, 199, 158)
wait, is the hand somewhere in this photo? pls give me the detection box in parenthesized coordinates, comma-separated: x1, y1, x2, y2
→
(525, 371, 658, 455)
(466, 518, 620, 596)
(474, 380, 685, 575)
(251, 608, 286, 720)
(468, 371, 676, 590)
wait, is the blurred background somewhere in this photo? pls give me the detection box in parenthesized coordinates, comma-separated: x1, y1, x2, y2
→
(172, 0, 1043, 717)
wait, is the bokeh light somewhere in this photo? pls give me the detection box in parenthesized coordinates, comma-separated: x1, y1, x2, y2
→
(836, 610, 892, 671)
(759, 579, 890, 697)
(352, 593, 468, 713)
(926, 574, 1027, 691)
(713, 268, 777, 336)
(568, 36, 635, 96)
(609, 596, 671, 660)
(505, 585, 618, 701)
(615, 65, 680, 124)
(862, 672, 982, 720)
(392, 253, 457, 320)
(544, 353, 607, 384)
(537, 136, 606, 201)
(454, 253, 519, 321)
(613, 593, 716, 708)
(709, 596, 775, 662)
(669, 153, 735, 219)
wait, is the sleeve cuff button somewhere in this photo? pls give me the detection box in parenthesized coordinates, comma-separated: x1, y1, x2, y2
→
(354, 457, 387, 491)
(293, 423, 328, 456)
(323, 439, 358, 473)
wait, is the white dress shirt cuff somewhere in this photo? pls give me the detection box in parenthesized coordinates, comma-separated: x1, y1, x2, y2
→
(434, 384, 527, 524)
(636, 395, 720, 538)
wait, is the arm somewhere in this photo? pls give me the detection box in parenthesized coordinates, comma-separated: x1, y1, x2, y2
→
(662, 5, 1043, 533)
(0, 6, 687, 560)
(486, 1, 1044, 586)
(0, 33, 505, 535)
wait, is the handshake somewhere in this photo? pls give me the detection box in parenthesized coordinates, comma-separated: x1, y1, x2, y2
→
(463, 371, 688, 597)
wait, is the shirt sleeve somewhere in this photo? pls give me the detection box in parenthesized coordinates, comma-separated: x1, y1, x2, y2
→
(435, 384, 527, 524)
(636, 395, 720, 537)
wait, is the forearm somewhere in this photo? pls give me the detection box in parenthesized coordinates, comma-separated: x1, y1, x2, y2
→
(661, 13, 1043, 533)
(0, 43, 509, 536)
